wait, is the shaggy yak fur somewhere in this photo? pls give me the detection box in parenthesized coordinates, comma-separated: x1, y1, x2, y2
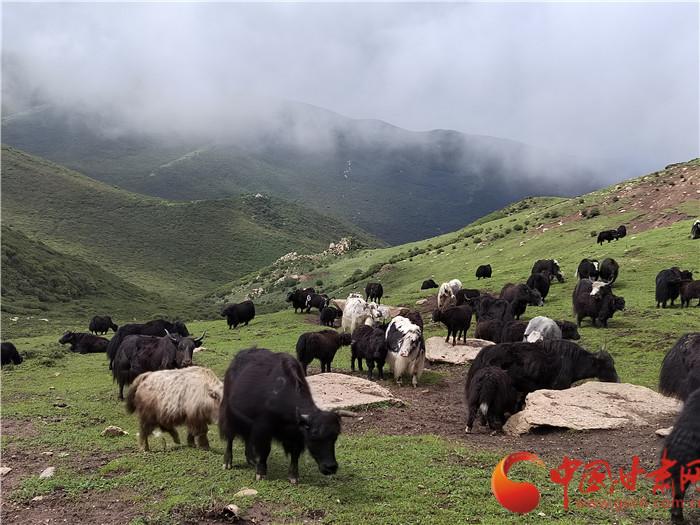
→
(126, 366, 223, 451)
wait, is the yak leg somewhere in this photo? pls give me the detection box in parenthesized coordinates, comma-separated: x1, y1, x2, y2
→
(139, 421, 156, 452)
(366, 360, 375, 380)
(223, 437, 234, 469)
(196, 425, 210, 450)
(162, 426, 180, 445)
(465, 406, 477, 433)
(250, 426, 271, 480)
(377, 360, 385, 380)
(670, 470, 685, 524)
(284, 438, 304, 484)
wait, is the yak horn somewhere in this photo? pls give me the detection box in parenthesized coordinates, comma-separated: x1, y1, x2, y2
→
(164, 328, 178, 341)
(333, 409, 360, 418)
(194, 330, 207, 342)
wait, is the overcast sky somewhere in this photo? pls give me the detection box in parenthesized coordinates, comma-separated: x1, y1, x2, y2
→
(2, 2, 698, 177)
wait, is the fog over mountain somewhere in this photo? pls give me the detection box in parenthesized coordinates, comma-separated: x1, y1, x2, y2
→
(4, 2, 698, 174)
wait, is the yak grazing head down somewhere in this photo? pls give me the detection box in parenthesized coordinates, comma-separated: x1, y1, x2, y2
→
(297, 409, 341, 476)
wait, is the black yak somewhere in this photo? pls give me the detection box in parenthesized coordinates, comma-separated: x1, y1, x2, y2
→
(464, 366, 518, 433)
(663, 387, 700, 524)
(659, 333, 700, 401)
(295, 330, 352, 374)
(221, 300, 256, 329)
(220, 348, 354, 483)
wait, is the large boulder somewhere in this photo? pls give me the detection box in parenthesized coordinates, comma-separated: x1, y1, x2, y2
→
(504, 382, 682, 435)
(425, 337, 494, 365)
(307, 373, 400, 410)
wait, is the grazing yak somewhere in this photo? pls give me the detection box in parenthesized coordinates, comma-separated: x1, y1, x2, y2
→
(421, 279, 439, 290)
(350, 324, 388, 379)
(464, 366, 519, 434)
(466, 340, 619, 397)
(616, 225, 627, 239)
(286, 287, 316, 313)
(59, 331, 109, 354)
(112, 331, 204, 400)
(526, 272, 551, 302)
(1, 342, 23, 366)
(319, 306, 342, 327)
(680, 279, 700, 307)
(572, 280, 625, 327)
(691, 219, 700, 240)
(455, 288, 481, 306)
(531, 259, 564, 282)
(500, 283, 543, 320)
(385, 316, 425, 387)
(663, 388, 700, 524)
(656, 268, 693, 308)
(432, 305, 472, 346)
(475, 264, 492, 279)
(476, 318, 579, 344)
(576, 258, 599, 280)
(659, 333, 700, 401)
(596, 229, 619, 245)
(295, 330, 352, 375)
(365, 282, 384, 304)
(221, 300, 256, 329)
(89, 315, 118, 335)
(106, 319, 190, 370)
(341, 295, 381, 333)
(305, 293, 329, 313)
(126, 366, 223, 451)
(598, 258, 619, 284)
(220, 348, 354, 483)
(523, 316, 562, 342)
(472, 295, 513, 323)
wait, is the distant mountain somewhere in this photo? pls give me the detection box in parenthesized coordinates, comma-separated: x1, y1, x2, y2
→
(1, 146, 378, 310)
(1, 102, 603, 244)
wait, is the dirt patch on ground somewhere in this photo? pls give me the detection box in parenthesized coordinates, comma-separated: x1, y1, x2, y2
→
(1, 418, 39, 440)
(342, 365, 674, 469)
(537, 162, 699, 236)
(1, 488, 141, 525)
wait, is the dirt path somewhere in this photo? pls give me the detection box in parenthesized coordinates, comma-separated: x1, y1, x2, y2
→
(342, 365, 673, 470)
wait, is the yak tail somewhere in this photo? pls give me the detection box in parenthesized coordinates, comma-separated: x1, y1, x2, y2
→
(479, 402, 489, 417)
(125, 373, 148, 413)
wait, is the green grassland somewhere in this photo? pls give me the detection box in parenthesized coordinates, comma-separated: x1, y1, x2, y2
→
(2, 158, 699, 523)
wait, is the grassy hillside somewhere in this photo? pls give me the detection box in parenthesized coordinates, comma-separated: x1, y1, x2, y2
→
(2, 159, 699, 524)
(2, 103, 602, 243)
(1, 146, 377, 314)
(1, 226, 168, 335)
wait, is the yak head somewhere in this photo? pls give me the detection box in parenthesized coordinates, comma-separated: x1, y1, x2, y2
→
(165, 329, 206, 367)
(58, 331, 75, 345)
(557, 321, 581, 341)
(297, 409, 342, 476)
(594, 349, 619, 383)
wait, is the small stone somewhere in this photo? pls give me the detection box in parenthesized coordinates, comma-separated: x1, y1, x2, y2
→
(58, 452, 69, 458)
(101, 425, 128, 437)
(656, 426, 673, 437)
(0, 467, 12, 476)
(234, 488, 258, 497)
(41, 452, 53, 456)
(31, 496, 44, 502)
(39, 467, 55, 479)
(415, 299, 427, 305)
(48, 387, 55, 390)
(538, 512, 546, 517)
(53, 402, 68, 408)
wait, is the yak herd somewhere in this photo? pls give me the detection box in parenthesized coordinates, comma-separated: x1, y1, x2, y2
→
(1, 219, 699, 523)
